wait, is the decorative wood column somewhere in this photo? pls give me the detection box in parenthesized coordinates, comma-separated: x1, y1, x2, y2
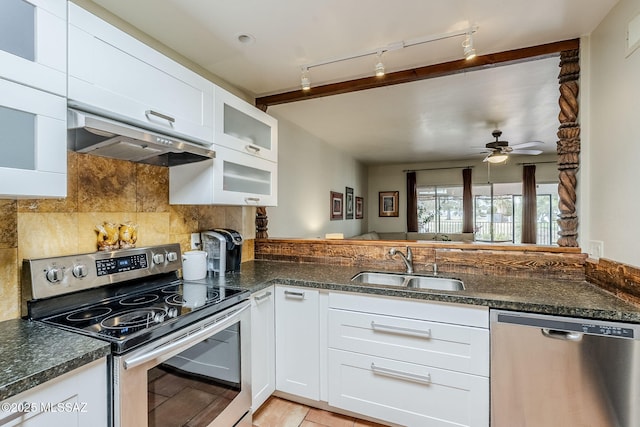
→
(256, 206, 269, 238)
(557, 49, 580, 247)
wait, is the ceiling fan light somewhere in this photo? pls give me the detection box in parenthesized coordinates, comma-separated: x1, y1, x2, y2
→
(487, 152, 508, 164)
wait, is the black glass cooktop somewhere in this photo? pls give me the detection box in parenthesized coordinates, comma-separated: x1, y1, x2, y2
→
(40, 281, 247, 354)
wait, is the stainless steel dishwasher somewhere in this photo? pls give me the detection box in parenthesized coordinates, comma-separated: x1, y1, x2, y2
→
(491, 309, 640, 427)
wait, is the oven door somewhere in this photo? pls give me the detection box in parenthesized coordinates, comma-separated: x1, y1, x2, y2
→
(112, 301, 251, 427)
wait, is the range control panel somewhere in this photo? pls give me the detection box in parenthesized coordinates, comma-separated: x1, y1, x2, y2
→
(23, 244, 181, 300)
(96, 253, 148, 276)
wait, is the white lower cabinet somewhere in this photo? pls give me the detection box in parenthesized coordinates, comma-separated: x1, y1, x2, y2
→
(0, 358, 107, 427)
(274, 285, 320, 400)
(251, 286, 275, 411)
(269, 287, 490, 426)
(327, 292, 490, 427)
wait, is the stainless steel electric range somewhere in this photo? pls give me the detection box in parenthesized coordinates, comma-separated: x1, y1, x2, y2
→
(22, 243, 252, 427)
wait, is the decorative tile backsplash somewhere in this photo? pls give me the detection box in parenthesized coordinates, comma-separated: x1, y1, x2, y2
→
(0, 151, 255, 322)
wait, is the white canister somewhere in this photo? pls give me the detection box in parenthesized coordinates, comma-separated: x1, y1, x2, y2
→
(182, 250, 208, 281)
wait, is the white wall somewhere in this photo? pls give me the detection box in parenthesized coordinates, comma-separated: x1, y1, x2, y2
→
(266, 115, 368, 238)
(367, 155, 559, 233)
(587, 0, 640, 266)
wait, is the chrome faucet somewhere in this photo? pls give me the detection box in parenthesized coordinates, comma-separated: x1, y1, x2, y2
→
(389, 246, 413, 274)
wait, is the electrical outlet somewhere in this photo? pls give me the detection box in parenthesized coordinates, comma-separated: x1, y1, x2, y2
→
(190, 233, 201, 250)
(588, 240, 604, 260)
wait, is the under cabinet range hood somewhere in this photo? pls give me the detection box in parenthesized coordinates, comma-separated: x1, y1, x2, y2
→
(67, 109, 215, 166)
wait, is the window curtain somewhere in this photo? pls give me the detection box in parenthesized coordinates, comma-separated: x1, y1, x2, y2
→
(462, 168, 473, 233)
(521, 164, 537, 244)
(407, 171, 418, 232)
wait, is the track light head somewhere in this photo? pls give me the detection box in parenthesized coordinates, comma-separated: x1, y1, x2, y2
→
(300, 67, 311, 91)
(374, 52, 385, 77)
(463, 32, 476, 60)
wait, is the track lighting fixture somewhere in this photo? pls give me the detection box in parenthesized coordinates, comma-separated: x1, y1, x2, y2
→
(374, 52, 385, 77)
(298, 26, 478, 90)
(300, 67, 311, 91)
(463, 32, 476, 60)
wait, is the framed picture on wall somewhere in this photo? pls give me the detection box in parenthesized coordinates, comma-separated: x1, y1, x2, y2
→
(379, 191, 399, 217)
(355, 196, 363, 219)
(330, 191, 343, 220)
(345, 187, 354, 219)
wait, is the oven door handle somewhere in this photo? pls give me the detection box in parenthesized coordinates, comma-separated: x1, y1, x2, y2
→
(122, 302, 249, 370)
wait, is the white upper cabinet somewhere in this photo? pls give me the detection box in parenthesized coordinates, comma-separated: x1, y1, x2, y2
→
(0, 0, 66, 96)
(0, 80, 67, 198)
(214, 87, 278, 163)
(67, 3, 214, 145)
(169, 146, 278, 206)
(170, 90, 278, 206)
(0, 0, 66, 198)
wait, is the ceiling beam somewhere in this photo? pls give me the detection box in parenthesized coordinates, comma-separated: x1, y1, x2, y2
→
(255, 38, 580, 111)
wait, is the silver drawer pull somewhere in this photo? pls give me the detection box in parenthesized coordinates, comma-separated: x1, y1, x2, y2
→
(145, 109, 175, 126)
(245, 144, 261, 153)
(284, 290, 305, 299)
(245, 197, 260, 204)
(254, 291, 272, 302)
(371, 363, 432, 385)
(0, 402, 31, 426)
(371, 321, 432, 338)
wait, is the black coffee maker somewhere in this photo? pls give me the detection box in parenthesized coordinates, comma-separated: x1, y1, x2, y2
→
(201, 229, 243, 275)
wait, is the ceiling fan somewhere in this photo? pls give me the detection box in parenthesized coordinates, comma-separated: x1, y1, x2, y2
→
(481, 129, 543, 163)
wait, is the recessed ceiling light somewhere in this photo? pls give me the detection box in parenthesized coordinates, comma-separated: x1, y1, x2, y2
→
(236, 33, 256, 45)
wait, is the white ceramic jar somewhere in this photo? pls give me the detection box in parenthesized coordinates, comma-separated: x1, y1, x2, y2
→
(182, 250, 208, 280)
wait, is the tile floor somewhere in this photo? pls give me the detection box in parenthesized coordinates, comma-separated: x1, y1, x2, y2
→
(252, 396, 388, 427)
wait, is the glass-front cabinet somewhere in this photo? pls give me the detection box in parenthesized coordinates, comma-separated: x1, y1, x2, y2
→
(0, 0, 67, 198)
(215, 87, 277, 163)
(170, 88, 278, 206)
(0, 0, 66, 96)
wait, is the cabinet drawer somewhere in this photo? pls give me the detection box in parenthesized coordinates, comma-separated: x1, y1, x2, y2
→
(329, 308, 489, 376)
(68, 3, 214, 144)
(328, 349, 489, 427)
(329, 291, 489, 328)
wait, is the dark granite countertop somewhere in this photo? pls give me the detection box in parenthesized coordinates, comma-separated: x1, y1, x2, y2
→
(215, 260, 640, 323)
(0, 319, 110, 401)
(5, 259, 638, 402)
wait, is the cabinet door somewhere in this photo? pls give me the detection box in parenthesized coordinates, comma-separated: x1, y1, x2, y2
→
(214, 87, 277, 162)
(328, 349, 489, 427)
(0, 79, 66, 198)
(0, 0, 66, 95)
(0, 358, 107, 427)
(67, 3, 214, 144)
(169, 145, 277, 206)
(275, 286, 320, 400)
(251, 287, 275, 411)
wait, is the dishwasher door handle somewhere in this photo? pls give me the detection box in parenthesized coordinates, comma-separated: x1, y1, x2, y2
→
(541, 328, 583, 342)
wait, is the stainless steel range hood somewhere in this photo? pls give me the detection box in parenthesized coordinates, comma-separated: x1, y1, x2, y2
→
(67, 109, 215, 167)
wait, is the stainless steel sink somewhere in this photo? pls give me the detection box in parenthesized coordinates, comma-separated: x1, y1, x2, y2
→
(351, 271, 464, 291)
(405, 276, 464, 291)
(350, 271, 407, 286)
